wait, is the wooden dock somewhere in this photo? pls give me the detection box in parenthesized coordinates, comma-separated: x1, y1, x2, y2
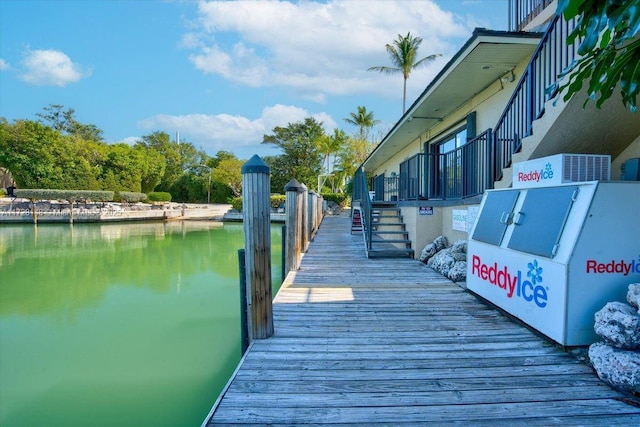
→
(204, 214, 640, 426)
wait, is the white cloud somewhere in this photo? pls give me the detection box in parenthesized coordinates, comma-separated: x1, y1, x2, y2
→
(0, 58, 10, 71)
(187, 0, 469, 101)
(19, 49, 90, 86)
(121, 136, 141, 145)
(137, 104, 337, 159)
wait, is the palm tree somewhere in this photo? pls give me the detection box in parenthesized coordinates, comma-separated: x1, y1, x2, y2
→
(317, 129, 346, 174)
(368, 32, 441, 114)
(343, 106, 380, 142)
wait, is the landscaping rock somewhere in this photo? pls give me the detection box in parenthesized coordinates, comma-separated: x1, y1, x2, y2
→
(433, 235, 448, 252)
(448, 261, 467, 282)
(420, 237, 467, 282)
(419, 242, 438, 263)
(451, 240, 467, 254)
(594, 301, 640, 350)
(427, 249, 455, 277)
(589, 342, 640, 393)
(627, 283, 640, 311)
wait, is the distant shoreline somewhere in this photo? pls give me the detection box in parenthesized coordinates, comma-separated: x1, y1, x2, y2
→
(0, 197, 287, 224)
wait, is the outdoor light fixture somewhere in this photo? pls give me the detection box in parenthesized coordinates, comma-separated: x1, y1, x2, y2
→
(500, 69, 516, 84)
(408, 115, 443, 122)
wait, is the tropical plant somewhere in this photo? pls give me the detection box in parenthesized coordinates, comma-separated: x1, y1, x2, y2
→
(343, 106, 380, 142)
(368, 32, 441, 113)
(262, 117, 324, 191)
(554, 0, 640, 111)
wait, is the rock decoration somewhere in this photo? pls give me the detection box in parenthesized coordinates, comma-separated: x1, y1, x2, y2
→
(419, 236, 467, 282)
(588, 283, 640, 394)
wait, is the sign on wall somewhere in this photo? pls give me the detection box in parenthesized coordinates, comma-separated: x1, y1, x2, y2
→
(419, 206, 433, 215)
(467, 206, 480, 234)
(452, 209, 467, 231)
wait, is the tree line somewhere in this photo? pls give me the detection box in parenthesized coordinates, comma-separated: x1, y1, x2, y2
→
(0, 104, 380, 203)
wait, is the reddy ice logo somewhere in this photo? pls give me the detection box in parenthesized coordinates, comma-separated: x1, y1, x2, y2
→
(517, 162, 554, 183)
(471, 255, 548, 308)
(586, 257, 640, 276)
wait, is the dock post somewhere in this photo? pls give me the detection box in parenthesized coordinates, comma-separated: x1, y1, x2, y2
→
(241, 155, 273, 340)
(307, 190, 315, 240)
(300, 183, 308, 252)
(284, 179, 304, 275)
(237, 249, 249, 354)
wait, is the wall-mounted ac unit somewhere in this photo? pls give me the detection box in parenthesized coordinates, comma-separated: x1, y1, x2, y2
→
(512, 154, 611, 189)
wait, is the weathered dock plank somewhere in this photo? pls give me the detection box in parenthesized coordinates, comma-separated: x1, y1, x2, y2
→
(204, 213, 640, 426)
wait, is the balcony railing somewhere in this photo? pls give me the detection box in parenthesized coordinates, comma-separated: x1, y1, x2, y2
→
(373, 174, 399, 202)
(494, 13, 577, 180)
(509, 0, 554, 31)
(397, 130, 494, 201)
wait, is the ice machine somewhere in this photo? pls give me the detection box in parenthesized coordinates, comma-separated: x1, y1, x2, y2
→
(467, 176, 640, 346)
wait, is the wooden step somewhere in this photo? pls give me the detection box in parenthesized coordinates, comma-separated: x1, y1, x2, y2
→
(367, 248, 415, 258)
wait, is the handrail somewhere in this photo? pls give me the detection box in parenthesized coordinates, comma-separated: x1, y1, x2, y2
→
(494, 13, 578, 180)
(352, 167, 372, 251)
(398, 129, 493, 201)
(508, 0, 554, 31)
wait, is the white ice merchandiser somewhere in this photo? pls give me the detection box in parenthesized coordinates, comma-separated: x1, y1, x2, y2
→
(467, 154, 640, 346)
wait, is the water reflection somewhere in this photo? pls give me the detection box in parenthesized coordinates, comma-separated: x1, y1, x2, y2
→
(0, 221, 282, 427)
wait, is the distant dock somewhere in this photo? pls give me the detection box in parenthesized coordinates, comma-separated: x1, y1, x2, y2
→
(203, 213, 640, 426)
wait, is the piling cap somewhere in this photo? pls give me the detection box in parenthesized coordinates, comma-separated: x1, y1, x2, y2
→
(241, 155, 270, 174)
(284, 179, 304, 192)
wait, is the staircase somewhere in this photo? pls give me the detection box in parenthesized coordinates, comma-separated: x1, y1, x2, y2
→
(367, 202, 414, 258)
(351, 169, 414, 259)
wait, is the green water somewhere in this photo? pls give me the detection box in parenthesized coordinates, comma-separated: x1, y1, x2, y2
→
(0, 221, 282, 427)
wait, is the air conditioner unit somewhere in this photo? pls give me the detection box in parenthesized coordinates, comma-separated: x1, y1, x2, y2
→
(512, 154, 611, 189)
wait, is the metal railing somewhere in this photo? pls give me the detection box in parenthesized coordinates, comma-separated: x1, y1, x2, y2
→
(398, 130, 494, 201)
(352, 167, 373, 251)
(358, 12, 579, 203)
(373, 174, 399, 202)
(509, 0, 554, 31)
(494, 14, 578, 180)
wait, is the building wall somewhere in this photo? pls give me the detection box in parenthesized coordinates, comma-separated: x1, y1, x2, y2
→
(612, 134, 640, 180)
(370, 58, 531, 178)
(401, 203, 480, 257)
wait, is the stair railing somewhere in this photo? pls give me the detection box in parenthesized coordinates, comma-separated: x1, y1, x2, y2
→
(493, 13, 578, 181)
(352, 167, 373, 252)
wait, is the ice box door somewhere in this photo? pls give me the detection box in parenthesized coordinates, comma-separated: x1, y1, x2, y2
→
(471, 190, 520, 246)
(507, 186, 579, 258)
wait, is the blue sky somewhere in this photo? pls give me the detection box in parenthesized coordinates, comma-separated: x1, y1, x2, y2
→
(0, 0, 508, 160)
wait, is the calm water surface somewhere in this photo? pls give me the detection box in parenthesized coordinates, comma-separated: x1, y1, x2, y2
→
(0, 221, 282, 427)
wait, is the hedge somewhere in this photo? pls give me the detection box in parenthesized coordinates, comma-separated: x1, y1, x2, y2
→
(118, 191, 148, 203)
(231, 194, 286, 212)
(321, 192, 349, 207)
(14, 189, 114, 202)
(148, 192, 172, 202)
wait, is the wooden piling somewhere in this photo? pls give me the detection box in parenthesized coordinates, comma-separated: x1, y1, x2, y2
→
(241, 155, 273, 340)
(284, 179, 304, 275)
(237, 249, 249, 354)
(300, 183, 308, 252)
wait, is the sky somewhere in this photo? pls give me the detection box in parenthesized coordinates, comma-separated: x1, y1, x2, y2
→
(0, 0, 509, 160)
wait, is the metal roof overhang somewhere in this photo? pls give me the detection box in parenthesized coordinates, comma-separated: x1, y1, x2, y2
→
(363, 29, 541, 172)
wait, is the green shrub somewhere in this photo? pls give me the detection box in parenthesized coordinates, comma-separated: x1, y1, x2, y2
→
(321, 192, 349, 207)
(231, 196, 243, 212)
(230, 194, 286, 212)
(0, 188, 6, 197)
(148, 192, 172, 202)
(15, 189, 114, 202)
(270, 194, 286, 209)
(118, 191, 148, 203)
